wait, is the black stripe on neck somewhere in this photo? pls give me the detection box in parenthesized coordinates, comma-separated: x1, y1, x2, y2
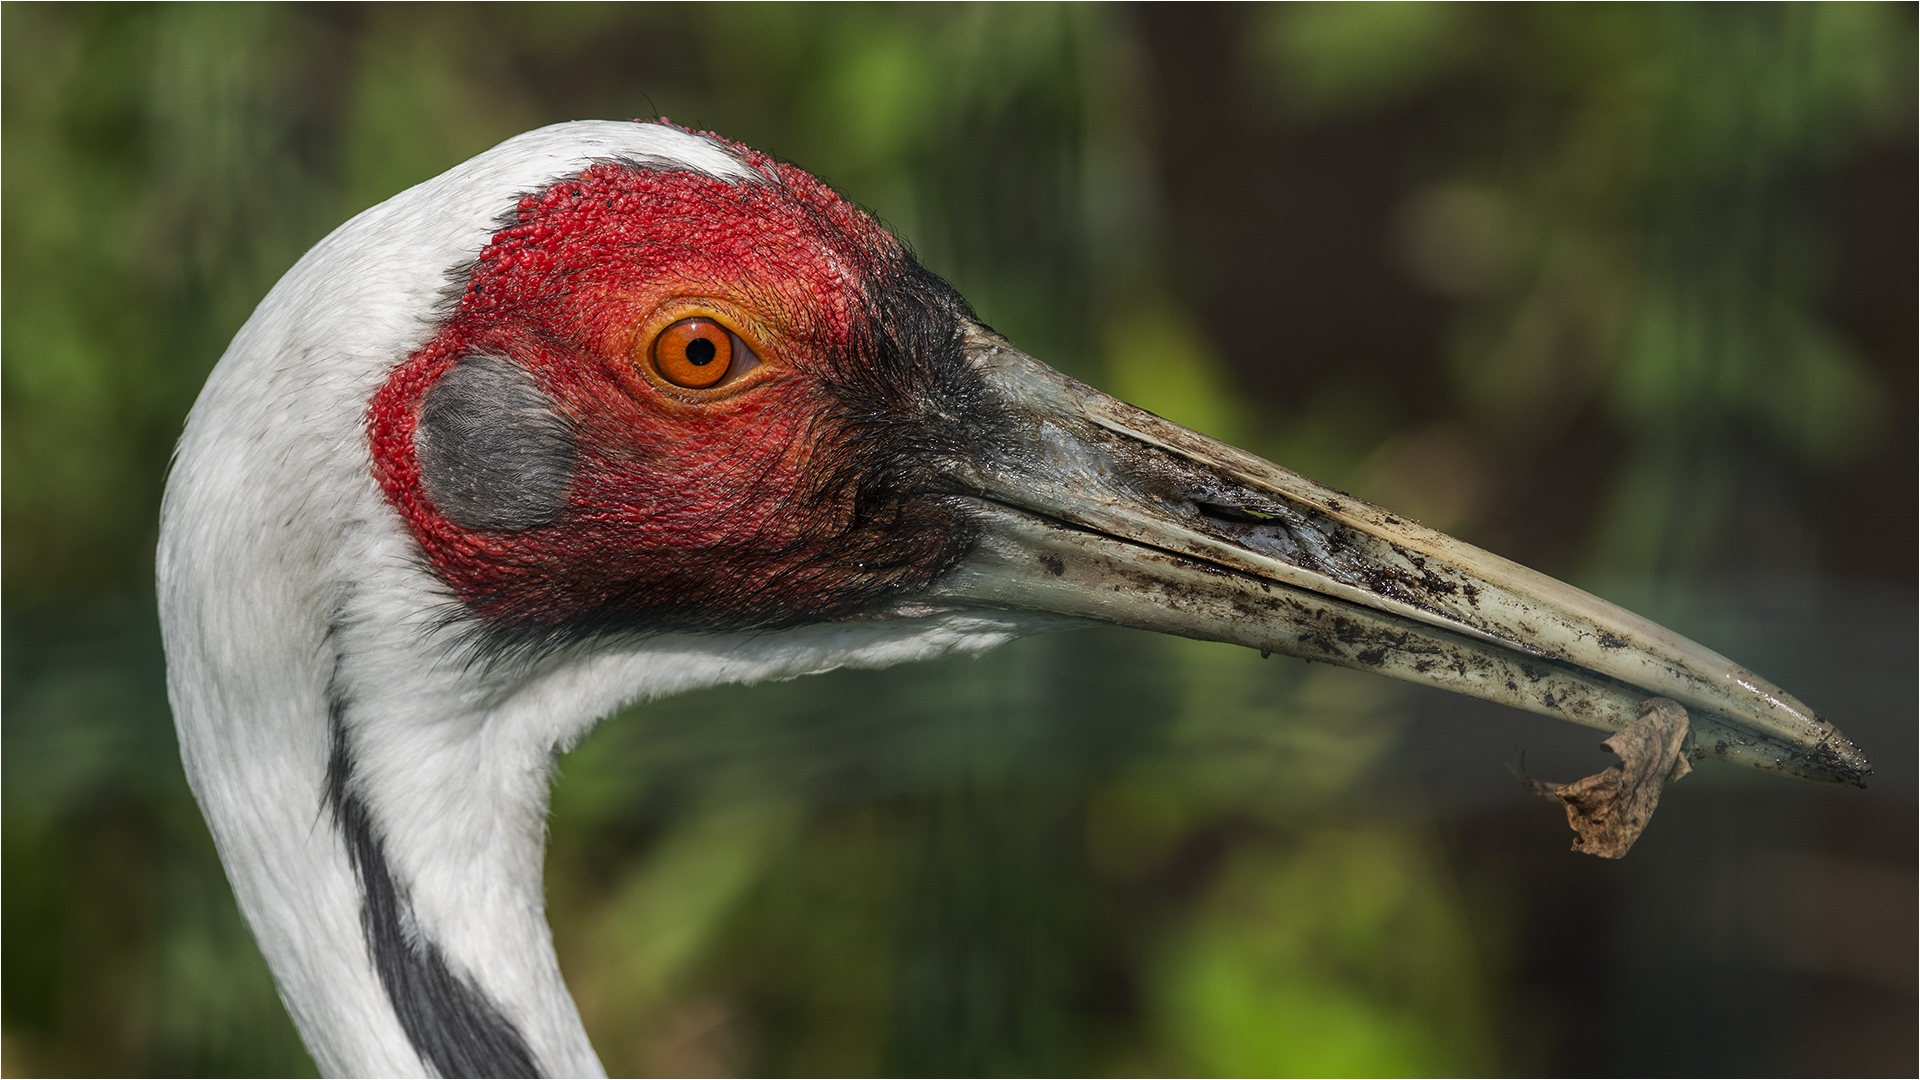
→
(325, 644, 542, 1079)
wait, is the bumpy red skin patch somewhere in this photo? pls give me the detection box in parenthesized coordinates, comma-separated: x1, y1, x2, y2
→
(368, 131, 968, 644)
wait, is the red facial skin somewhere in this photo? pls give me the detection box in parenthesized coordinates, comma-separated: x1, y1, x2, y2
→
(369, 131, 974, 649)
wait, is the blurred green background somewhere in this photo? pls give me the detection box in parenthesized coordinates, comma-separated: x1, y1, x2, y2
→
(4, 3, 1914, 1076)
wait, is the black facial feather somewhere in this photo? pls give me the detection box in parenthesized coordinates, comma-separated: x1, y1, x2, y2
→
(323, 616, 542, 1077)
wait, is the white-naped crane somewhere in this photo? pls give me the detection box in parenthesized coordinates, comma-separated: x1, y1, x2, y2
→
(158, 120, 1868, 1078)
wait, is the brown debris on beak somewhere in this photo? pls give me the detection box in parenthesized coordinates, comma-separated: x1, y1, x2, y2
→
(1528, 698, 1696, 859)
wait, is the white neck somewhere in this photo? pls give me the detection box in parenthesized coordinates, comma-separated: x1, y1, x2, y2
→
(169, 545, 1039, 1076)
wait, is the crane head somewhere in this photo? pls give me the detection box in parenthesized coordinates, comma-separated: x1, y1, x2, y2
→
(370, 147, 982, 650)
(366, 126, 1865, 787)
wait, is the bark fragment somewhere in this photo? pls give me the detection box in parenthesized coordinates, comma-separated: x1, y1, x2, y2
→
(1529, 698, 1694, 859)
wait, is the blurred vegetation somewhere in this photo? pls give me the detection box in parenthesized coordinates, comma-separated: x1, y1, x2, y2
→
(3, 3, 1911, 1077)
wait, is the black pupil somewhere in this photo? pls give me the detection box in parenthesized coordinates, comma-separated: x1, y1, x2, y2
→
(685, 336, 718, 366)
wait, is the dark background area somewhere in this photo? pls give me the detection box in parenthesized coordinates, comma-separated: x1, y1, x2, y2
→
(5, 4, 1914, 1076)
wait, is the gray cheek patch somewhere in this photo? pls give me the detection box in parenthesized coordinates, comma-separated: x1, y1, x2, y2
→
(416, 355, 576, 531)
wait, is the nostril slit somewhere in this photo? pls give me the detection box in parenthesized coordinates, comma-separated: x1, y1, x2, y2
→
(1197, 502, 1277, 525)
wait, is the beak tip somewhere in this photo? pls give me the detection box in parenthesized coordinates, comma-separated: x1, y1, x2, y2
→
(1821, 735, 1873, 789)
(1803, 713, 1873, 788)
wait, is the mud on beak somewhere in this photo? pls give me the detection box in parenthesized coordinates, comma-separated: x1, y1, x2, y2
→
(927, 330, 1869, 787)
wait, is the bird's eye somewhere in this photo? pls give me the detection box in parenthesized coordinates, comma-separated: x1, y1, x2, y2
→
(653, 318, 734, 388)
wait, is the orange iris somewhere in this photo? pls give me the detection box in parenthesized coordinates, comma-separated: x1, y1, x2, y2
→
(653, 318, 734, 388)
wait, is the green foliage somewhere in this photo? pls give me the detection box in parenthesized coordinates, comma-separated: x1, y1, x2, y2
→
(1254, 1, 1473, 118)
(1239, 3, 1914, 573)
(1103, 302, 1248, 441)
(1157, 832, 1493, 1077)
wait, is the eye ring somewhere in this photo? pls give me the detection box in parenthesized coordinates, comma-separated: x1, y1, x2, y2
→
(653, 317, 735, 388)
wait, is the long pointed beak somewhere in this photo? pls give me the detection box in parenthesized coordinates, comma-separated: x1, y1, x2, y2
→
(924, 330, 1869, 787)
